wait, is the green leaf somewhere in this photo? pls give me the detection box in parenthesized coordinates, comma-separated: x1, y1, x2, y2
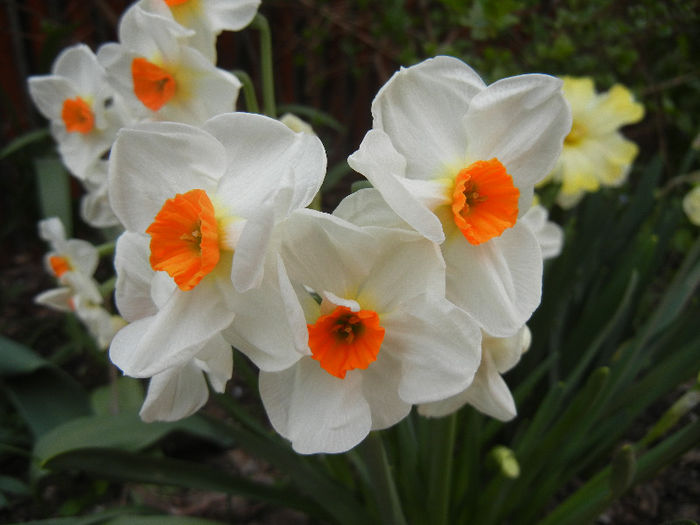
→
(35, 412, 234, 466)
(0, 128, 50, 159)
(34, 156, 72, 236)
(90, 377, 144, 417)
(0, 336, 47, 376)
(105, 517, 226, 525)
(0, 474, 31, 496)
(44, 449, 324, 518)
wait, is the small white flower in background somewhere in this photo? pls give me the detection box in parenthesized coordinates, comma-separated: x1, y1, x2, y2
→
(542, 77, 645, 209)
(419, 325, 531, 421)
(683, 186, 700, 226)
(107, 113, 326, 382)
(98, 2, 240, 125)
(254, 210, 482, 454)
(348, 56, 571, 337)
(35, 217, 123, 349)
(138, 0, 260, 62)
(27, 44, 132, 179)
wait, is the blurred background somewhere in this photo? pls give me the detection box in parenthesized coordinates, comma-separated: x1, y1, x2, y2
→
(1, 0, 698, 523)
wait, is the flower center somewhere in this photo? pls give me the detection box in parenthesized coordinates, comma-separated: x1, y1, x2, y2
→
(146, 189, 220, 291)
(451, 158, 519, 245)
(131, 58, 177, 111)
(565, 121, 586, 145)
(61, 97, 94, 134)
(49, 255, 72, 277)
(307, 306, 385, 379)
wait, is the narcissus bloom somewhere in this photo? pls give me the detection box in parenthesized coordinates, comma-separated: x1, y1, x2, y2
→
(419, 325, 531, 421)
(28, 45, 131, 178)
(108, 113, 326, 379)
(138, 0, 260, 61)
(520, 204, 564, 260)
(98, 3, 240, 125)
(543, 77, 644, 208)
(35, 218, 124, 349)
(348, 56, 571, 337)
(256, 210, 482, 454)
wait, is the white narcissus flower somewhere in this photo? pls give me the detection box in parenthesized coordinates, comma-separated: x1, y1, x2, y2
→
(98, 3, 240, 125)
(138, 0, 260, 62)
(255, 210, 482, 454)
(108, 113, 326, 381)
(682, 185, 700, 226)
(28, 44, 132, 179)
(543, 77, 644, 209)
(35, 218, 124, 349)
(80, 161, 121, 228)
(419, 325, 531, 421)
(114, 232, 232, 422)
(348, 56, 571, 337)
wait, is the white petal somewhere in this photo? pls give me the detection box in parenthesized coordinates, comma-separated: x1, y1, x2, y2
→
(486, 325, 531, 374)
(53, 44, 104, 96)
(109, 278, 235, 377)
(347, 129, 445, 243)
(140, 361, 209, 422)
(259, 359, 371, 454)
(356, 228, 445, 314)
(35, 287, 73, 312)
(205, 0, 260, 32)
(443, 222, 542, 337)
(28, 76, 76, 121)
(372, 56, 485, 179)
(204, 113, 326, 218)
(114, 232, 157, 322)
(230, 200, 274, 292)
(280, 209, 378, 297)
(108, 122, 225, 233)
(224, 256, 307, 372)
(418, 351, 516, 421)
(464, 74, 571, 214)
(38, 217, 66, 247)
(334, 188, 411, 231)
(521, 205, 563, 260)
(382, 295, 481, 404)
(194, 333, 233, 393)
(361, 350, 411, 430)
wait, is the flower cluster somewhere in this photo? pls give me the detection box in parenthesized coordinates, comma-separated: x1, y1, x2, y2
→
(30, 0, 572, 454)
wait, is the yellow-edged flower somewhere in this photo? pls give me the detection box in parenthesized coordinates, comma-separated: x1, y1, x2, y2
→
(543, 77, 644, 208)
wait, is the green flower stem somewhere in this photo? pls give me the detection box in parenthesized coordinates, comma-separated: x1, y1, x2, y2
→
(96, 241, 115, 257)
(360, 432, 408, 525)
(429, 413, 457, 525)
(233, 69, 260, 114)
(99, 276, 116, 297)
(251, 14, 276, 118)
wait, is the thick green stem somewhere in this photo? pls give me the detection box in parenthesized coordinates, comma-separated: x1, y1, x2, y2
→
(252, 14, 276, 118)
(360, 432, 408, 525)
(233, 69, 260, 114)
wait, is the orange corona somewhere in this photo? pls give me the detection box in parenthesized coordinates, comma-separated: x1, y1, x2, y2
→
(451, 158, 519, 245)
(165, 0, 190, 4)
(146, 189, 220, 291)
(61, 97, 94, 134)
(131, 58, 176, 111)
(49, 255, 72, 278)
(307, 306, 385, 379)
